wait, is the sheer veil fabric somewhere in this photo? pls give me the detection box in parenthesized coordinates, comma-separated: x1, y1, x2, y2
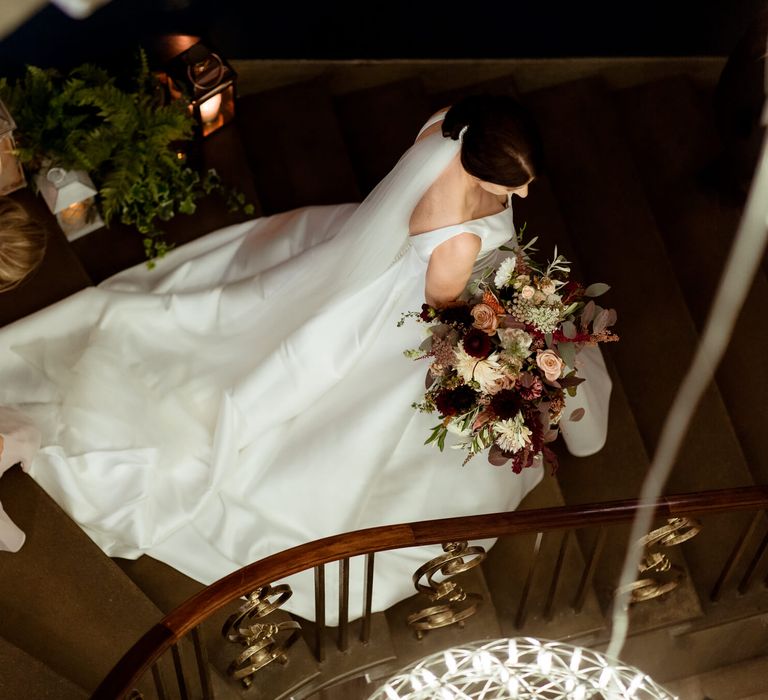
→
(0, 117, 609, 621)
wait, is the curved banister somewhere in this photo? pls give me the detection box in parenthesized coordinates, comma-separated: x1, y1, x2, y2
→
(92, 485, 768, 699)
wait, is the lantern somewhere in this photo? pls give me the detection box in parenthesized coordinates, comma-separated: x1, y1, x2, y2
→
(0, 99, 27, 196)
(36, 167, 104, 241)
(162, 41, 237, 137)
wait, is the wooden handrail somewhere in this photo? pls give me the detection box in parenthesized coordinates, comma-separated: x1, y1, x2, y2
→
(92, 485, 768, 699)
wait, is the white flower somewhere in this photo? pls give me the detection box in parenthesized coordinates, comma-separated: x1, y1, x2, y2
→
(494, 412, 533, 453)
(521, 285, 535, 300)
(494, 255, 517, 288)
(454, 343, 504, 393)
(497, 328, 533, 356)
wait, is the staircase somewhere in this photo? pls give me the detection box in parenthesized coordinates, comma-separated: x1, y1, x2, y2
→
(1, 59, 768, 700)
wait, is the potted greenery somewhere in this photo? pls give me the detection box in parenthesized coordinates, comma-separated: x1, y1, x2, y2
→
(0, 50, 253, 263)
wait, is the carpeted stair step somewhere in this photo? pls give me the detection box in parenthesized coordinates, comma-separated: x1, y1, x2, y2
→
(522, 77, 758, 602)
(616, 75, 768, 487)
(335, 78, 433, 195)
(512, 176, 704, 632)
(0, 634, 88, 700)
(664, 654, 768, 700)
(236, 79, 361, 214)
(291, 612, 397, 699)
(611, 609, 768, 686)
(0, 467, 164, 693)
(0, 190, 92, 329)
(71, 121, 263, 284)
(429, 73, 521, 111)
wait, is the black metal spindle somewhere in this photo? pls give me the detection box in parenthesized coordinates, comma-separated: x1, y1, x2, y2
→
(150, 662, 168, 700)
(738, 526, 768, 595)
(338, 557, 351, 652)
(573, 527, 607, 613)
(314, 564, 326, 662)
(711, 511, 762, 601)
(515, 531, 544, 629)
(190, 626, 214, 700)
(170, 644, 189, 700)
(360, 552, 375, 643)
(544, 530, 571, 621)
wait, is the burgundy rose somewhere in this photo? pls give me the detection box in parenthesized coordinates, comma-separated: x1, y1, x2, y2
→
(420, 304, 437, 322)
(438, 304, 473, 327)
(489, 389, 522, 420)
(434, 385, 477, 417)
(463, 328, 493, 358)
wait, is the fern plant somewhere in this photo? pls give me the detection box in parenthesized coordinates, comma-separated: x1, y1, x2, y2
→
(0, 50, 253, 264)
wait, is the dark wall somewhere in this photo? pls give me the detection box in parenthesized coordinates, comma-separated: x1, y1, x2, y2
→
(1, 0, 766, 74)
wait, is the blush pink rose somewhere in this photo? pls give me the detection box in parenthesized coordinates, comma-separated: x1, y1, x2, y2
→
(471, 303, 499, 335)
(536, 349, 564, 382)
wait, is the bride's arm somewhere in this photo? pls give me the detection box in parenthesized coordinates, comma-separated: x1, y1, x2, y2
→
(425, 233, 481, 307)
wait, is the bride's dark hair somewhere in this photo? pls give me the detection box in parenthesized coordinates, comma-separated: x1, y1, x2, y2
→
(442, 95, 543, 187)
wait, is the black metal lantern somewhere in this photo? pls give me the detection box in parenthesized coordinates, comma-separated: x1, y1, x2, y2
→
(163, 42, 237, 138)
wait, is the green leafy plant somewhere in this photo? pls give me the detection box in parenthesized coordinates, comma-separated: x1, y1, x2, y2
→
(0, 50, 254, 264)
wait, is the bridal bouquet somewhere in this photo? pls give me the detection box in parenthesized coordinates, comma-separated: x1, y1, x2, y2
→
(401, 227, 618, 473)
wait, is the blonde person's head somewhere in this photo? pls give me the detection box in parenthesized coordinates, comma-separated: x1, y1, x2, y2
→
(0, 197, 47, 292)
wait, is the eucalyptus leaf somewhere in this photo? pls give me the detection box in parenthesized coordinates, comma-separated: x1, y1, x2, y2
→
(561, 321, 577, 339)
(584, 283, 610, 297)
(544, 333, 553, 348)
(569, 408, 586, 422)
(593, 309, 611, 335)
(557, 341, 576, 369)
(580, 300, 596, 331)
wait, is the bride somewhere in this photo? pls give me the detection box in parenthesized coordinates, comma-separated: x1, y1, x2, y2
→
(0, 95, 610, 621)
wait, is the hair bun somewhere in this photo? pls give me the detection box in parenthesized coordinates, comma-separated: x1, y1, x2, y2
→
(442, 95, 492, 140)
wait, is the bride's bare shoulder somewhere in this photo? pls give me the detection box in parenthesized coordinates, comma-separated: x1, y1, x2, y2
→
(409, 156, 465, 235)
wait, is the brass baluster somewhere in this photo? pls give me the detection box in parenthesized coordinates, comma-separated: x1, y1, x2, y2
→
(150, 662, 168, 700)
(338, 557, 350, 652)
(314, 565, 326, 662)
(573, 527, 606, 613)
(515, 531, 544, 629)
(544, 530, 571, 621)
(407, 541, 486, 638)
(617, 517, 702, 604)
(221, 584, 301, 688)
(361, 552, 375, 644)
(170, 643, 189, 700)
(191, 626, 214, 700)
(739, 528, 768, 595)
(712, 512, 762, 601)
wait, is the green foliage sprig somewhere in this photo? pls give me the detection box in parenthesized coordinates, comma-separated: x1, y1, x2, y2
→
(0, 50, 254, 265)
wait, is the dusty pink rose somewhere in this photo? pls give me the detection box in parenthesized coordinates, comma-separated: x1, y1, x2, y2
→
(521, 285, 535, 300)
(471, 303, 499, 335)
(536, 349, 564, 382)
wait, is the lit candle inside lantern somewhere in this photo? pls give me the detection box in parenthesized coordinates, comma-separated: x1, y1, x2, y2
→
(58, 200, 89, 230)
(199, 93, 222, 125)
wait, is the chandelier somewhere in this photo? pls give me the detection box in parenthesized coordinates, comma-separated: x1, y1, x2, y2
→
(368, 638, 675, 700)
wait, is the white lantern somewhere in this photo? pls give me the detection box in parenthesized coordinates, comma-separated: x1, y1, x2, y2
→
(36, 167, 104, 241)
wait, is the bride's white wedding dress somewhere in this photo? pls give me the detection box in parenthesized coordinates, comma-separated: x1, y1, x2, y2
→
(0, 114, 610, 622)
